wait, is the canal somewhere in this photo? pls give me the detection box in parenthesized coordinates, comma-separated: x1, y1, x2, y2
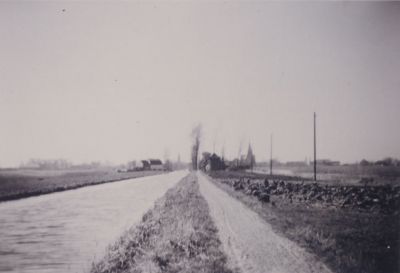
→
(0, 170, 188, 273)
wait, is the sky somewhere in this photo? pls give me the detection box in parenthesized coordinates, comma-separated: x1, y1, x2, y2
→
(1, 1, 399, 167)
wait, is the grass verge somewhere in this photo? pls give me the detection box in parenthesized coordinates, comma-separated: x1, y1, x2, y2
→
(207, 173, 399, 273)
(91, 173, 235, 273)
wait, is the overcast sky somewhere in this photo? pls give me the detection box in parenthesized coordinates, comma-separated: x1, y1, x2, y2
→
(1, 1, 399, 167)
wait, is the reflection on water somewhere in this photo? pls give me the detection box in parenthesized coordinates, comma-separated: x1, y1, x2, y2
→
(0, 171, 187, 273)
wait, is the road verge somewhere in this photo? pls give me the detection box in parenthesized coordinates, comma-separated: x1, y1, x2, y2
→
(207, 171, 399, 273)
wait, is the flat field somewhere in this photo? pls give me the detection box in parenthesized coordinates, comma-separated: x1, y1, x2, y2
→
(208, 170, 400, 273)
(255, 164, 400, 185)
(0, 168, 163, 202)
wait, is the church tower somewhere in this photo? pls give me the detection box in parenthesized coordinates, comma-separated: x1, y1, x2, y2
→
(246, 143, 256, 169)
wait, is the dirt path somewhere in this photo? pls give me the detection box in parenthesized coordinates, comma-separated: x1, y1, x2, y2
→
(197, 172, 333, 273)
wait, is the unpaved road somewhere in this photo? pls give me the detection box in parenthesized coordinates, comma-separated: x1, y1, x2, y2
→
(198, 172, 333, 273)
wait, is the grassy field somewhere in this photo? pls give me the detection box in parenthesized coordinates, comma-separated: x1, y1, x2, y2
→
(208, 171, 399, 273)
(91, 173, 235, 273)
(0, 169, 163, 202)
(255, 164, 400, 185)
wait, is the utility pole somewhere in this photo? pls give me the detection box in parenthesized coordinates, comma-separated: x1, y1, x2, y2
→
(238, 140, 243, 167)
(270, 134, 273, 176)
(221, 145, 225, 161)
(314, 112, 317, 181)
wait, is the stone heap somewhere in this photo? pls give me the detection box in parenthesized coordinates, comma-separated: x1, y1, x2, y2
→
(218, 177, 400, 214)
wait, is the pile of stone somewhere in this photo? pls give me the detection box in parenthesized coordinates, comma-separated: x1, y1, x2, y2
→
(220, 177, 400, 214)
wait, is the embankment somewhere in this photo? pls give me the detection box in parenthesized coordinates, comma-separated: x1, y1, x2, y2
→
(91, 173, 235, 273)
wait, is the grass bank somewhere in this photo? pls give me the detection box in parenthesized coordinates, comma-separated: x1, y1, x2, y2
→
(207, 172, 399, 273)
(91, 173, 235, 273)
(0, 169, 163, 202)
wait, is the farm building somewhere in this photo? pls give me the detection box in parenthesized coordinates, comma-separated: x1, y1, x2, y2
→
(149, 159, 164, 171)
(199, 152, 226, 172)
(135, 159, 164, 171)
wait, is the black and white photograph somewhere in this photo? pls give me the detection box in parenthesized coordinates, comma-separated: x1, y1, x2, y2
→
(0, 1, 399, 273)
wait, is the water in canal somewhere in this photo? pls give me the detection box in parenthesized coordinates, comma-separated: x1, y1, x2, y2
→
(0, 170, 188, 273)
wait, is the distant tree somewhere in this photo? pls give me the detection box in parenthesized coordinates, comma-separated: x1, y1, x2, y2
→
(191, 124, 202, 170)
(375, 157, 394, 166)
(202, 152, 212, 161)
(163, 148, 171, 171)
(199, 152, 211, 171)
(164, 159, 172, 171)
(22, 158, 71, 170)
(360, 159, 370, 166)
(383, 157, 394, 166)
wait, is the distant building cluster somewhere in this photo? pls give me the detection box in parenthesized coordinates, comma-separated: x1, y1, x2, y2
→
(199, 144, 256, 172)
(120, 159, 164, 172)
(120, 157, 188, 173)
(228, 144, 256, 171)
(360, 158, 400, 167)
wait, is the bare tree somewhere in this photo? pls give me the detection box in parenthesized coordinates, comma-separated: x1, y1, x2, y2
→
(191, 124, 202, 170)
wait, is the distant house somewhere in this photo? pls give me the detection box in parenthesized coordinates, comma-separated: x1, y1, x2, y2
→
(199, 152, 226, 172)
(149, 159, 163, 171)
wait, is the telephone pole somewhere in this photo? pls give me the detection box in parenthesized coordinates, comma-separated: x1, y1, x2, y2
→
(314, 112, 317, 181)
(270, 134, 273, 176)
